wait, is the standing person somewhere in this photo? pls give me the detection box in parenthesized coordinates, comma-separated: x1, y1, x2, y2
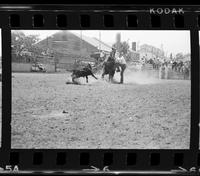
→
(188, 61, 191, 79)
(117, 52, 127, 65)
(159, 63, 165, 79)
(100, 50, 105, 58)
(117, 52, 127, 83)
(164, 63, 169, 79)
(100, 50, 104, 58)
(99, 50, 105, 62)
(115, 51, 126, 70)
(73, 59, 78, 70)
(153, 58, 156, 69)
(141, 56, 145, 65)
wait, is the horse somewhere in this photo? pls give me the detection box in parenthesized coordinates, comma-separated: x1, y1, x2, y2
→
(101, 55, 126, 84)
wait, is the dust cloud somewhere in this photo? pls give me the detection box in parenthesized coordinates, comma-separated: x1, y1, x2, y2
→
(114, 68, 161, 85)
(124, 70, 160, 84)
(66, 68, 161, 85)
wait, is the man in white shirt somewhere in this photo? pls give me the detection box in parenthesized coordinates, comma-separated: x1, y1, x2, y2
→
(115, 52, 126, 64)
(117, 52, 127, 65)
(115, 52, 127, 72)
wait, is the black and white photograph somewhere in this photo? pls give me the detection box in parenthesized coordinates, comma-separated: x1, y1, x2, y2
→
(11, 30, 191, 149)
(0, 29, 1, 147)
(199, 31, 200, 150)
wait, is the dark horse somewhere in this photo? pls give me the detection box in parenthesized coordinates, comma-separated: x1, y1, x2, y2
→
(101, 56, 126, 83)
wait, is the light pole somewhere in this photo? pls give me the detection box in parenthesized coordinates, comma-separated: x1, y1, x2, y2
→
(80, 30, 82, 58)
(99, 31, 101, 52)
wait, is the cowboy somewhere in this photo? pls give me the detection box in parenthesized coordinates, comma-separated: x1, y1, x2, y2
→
(110, 47, 116, 58)
(115, 51, 126, 72)
(116, 51, 126, 65)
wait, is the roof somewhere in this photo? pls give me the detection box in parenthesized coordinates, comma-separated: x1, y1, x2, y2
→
(34, 31, 113, 55)
(72, 32, 112, 52)
(93, 37, 113, 52)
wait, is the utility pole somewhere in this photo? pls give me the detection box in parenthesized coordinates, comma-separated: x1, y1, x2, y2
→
(80, 30, 82, 58)
(137, 41, 140, 52)
(47, 36, 48, 48)
(99, 31, 101, 52)
(116, 33, 121, 51)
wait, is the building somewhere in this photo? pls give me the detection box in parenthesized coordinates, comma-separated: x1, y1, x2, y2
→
(137, 44, 165, 61)
(127, 51, 140, 62)
(35, 31, 112, 65)
(127, 42, 140, 62)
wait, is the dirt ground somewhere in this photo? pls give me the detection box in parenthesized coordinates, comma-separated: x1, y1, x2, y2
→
(11, 71, 191, 149)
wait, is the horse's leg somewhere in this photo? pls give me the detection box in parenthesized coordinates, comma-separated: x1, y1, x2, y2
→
(108, 73, 112, 82)
(108, 71, 114, 82)
(120, 65, 126, 84)
(102, 67, 106, 78)
(86, 76, 88, 83)
(102, 66, 106, 78)
(120, 72, 123, 83)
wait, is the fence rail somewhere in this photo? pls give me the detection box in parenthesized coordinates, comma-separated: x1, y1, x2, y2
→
(11, 61, 190, 80)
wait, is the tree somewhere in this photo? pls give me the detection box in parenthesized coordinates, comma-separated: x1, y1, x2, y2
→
(112, 41, 130, 55)
(11, 31, 26, 56)
(11, 31, 41, 62)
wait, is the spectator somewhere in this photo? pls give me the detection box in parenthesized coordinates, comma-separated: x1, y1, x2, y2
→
(100, 51, 105, 59)
(159, 63, 165, 79)
(99, 51, 105, 62)
(164, 64, 169, 79)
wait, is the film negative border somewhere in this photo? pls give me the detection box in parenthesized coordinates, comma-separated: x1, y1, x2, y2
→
(0, 4, 199, 173)
(0, 150, 200, 173)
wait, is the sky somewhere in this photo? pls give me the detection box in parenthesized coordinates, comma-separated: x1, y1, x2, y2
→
(11, 30, 192, 57)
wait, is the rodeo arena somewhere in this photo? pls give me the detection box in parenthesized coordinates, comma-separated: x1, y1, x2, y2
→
(11, 31, 191, 149)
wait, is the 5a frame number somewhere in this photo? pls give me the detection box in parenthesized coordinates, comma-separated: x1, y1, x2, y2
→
(5, 165, 19, 172)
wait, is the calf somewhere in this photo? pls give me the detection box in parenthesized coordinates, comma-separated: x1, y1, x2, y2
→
(71, 64, 98, 83)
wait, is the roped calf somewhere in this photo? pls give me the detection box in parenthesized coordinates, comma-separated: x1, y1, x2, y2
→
(71, 64, 98, 83)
